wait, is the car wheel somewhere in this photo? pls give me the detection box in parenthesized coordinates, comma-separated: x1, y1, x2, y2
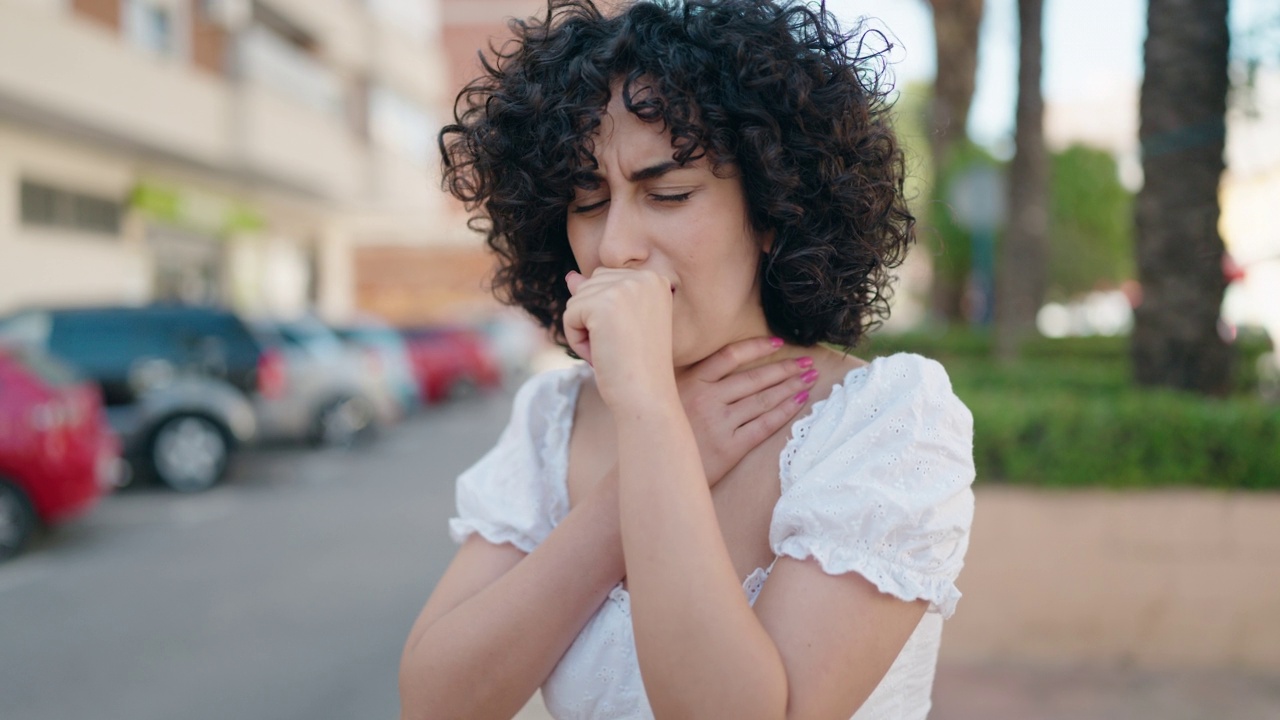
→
(0, 481, 36, 562)
(148, 415, 229, 492)
(311, 396, 373, 448)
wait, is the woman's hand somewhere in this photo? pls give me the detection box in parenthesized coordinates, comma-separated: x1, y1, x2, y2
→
(564, 268, 675, 408)
(680, 337, 819, 485)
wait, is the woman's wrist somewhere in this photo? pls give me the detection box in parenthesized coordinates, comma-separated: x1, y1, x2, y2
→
(607, 380, 683, 424)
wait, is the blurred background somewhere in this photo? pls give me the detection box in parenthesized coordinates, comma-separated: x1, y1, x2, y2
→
(0, 1, 1276, 719)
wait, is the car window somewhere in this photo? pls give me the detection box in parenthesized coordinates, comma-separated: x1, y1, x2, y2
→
(48, 312, 179, 378)
(174, 311, 262, 369)
(279, 321, 346, 359)
(349, 329, 405, 352)
(0, 311, 53, 347)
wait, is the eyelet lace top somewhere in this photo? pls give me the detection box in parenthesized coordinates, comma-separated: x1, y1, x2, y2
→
(449, 353, 976, 720)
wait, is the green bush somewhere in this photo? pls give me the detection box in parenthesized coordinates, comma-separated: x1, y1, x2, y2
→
(967, 389, 1280, 489)
(857, 330, 1280, 489)
(861, 329, 1273, 396)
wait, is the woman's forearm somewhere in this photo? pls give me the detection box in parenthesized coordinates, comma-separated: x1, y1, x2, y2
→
(399, 474, 625, 720)
(614, 392, 789, 720)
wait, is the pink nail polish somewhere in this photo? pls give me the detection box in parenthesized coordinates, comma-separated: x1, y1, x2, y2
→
(801, 369, 819, 384)
(795, 356, 814, 369)
(770, 337, 784, 348)
(794, 391, 809, 404)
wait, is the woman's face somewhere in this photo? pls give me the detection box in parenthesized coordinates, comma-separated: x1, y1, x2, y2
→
(566, 92, 772, 368)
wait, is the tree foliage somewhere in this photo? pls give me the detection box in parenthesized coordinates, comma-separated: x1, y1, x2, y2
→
(1047, 145, 1134, 299)
(929, 139, 1002, 284)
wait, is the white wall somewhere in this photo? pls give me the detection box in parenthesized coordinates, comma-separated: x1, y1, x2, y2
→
(0, 125, 151, 312)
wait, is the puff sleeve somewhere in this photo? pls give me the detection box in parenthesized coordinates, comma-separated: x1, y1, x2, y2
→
(769, 354, 975, 618)
(448, 367, 579, 554)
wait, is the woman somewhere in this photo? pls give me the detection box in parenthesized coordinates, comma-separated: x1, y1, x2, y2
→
(400, 2, 975, 718)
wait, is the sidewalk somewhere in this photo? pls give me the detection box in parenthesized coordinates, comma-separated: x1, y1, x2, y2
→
(932, 662, 1280, 720)
(514, 662, 1280, 719)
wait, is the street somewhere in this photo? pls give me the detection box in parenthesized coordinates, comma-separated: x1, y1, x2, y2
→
(0, 390, 514, 720)
(4, 387, 1278, 720)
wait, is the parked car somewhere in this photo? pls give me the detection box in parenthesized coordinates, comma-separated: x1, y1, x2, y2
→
(400, 326, 503, 404)
(475, 312, 542, 386)
(0, 345, 121, 561)
(0, 305, 261, 492)
(249, 317, 392, 447)
(332, 317, 421, 418)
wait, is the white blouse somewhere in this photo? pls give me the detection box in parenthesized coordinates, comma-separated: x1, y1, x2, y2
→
(449, 353, 976, 720)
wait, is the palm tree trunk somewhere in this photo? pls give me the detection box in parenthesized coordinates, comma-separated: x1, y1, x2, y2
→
(927, 0, 985, 169)
(994, 0, 1048, 359)
(927, 0, 985, 323)
(1133, 0, 1231, 394)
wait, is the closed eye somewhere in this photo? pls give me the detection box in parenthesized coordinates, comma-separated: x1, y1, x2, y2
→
(651, 192, 692, 203)
(571, 199, 609, 214)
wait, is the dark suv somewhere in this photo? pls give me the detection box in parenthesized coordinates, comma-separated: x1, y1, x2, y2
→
(0, 305, 265, 492)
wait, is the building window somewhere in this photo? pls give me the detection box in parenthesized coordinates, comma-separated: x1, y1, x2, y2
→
(124, 0, 174, 57)
(238, 4, 342, 117)
(20, 180, 123, 236)
(369, 85, 436, 164)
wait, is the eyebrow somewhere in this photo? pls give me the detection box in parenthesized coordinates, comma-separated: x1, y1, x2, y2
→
(628, 161, 682, 182)
(585, 161, 685, 185)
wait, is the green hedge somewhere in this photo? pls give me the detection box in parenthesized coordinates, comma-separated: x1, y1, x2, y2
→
(967, 389, 1280, 489)
(857, 330, 1279, 489)
(861, 329, 1272, 396)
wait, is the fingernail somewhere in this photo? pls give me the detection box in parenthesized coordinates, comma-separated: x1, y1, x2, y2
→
(794, 391, 809, 404)
(795, 356, 813, 369)
(801, 369, 819, 384)
(770, 337, 784, 348)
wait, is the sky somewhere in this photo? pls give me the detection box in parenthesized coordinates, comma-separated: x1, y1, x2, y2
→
(825, 0, 1274, 151)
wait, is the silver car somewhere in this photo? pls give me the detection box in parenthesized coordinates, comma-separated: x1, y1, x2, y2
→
(250, 318, 391, 447)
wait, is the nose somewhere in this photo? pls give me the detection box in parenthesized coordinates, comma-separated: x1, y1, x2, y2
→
(596, 199, 650, 269)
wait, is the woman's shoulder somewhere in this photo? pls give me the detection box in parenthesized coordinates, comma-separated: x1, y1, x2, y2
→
(508, 362, 592, 421)
(833, 351, 960, 397)
(805, 352, 970, 432)
(782, 351, 973, 489)
(772, 352, 976, 617)
(449, 362, 590, 552)
(514, 360, 592, 398)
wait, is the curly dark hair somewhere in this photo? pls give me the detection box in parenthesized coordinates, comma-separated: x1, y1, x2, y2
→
(440, 0, 914, 349)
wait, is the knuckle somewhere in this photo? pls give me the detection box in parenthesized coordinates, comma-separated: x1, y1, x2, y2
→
(739, 422, 769, 447)
(747, 365, 773, 388)
(722, 343, 746, 366)
(753, 390, 773, 412)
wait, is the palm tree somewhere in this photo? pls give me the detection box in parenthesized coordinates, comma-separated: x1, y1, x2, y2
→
(925, 0, 985, 323)
(927, 0, 985, 167)
(994, 0, 1047, 358)
(1133, 0, 1232, 393)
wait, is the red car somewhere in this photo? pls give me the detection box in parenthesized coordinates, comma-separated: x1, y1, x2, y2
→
(400, 327, 503, 404)
(0, 346, 121, 561)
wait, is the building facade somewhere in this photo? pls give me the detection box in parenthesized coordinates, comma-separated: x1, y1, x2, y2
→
(0, 0, 451, 321)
